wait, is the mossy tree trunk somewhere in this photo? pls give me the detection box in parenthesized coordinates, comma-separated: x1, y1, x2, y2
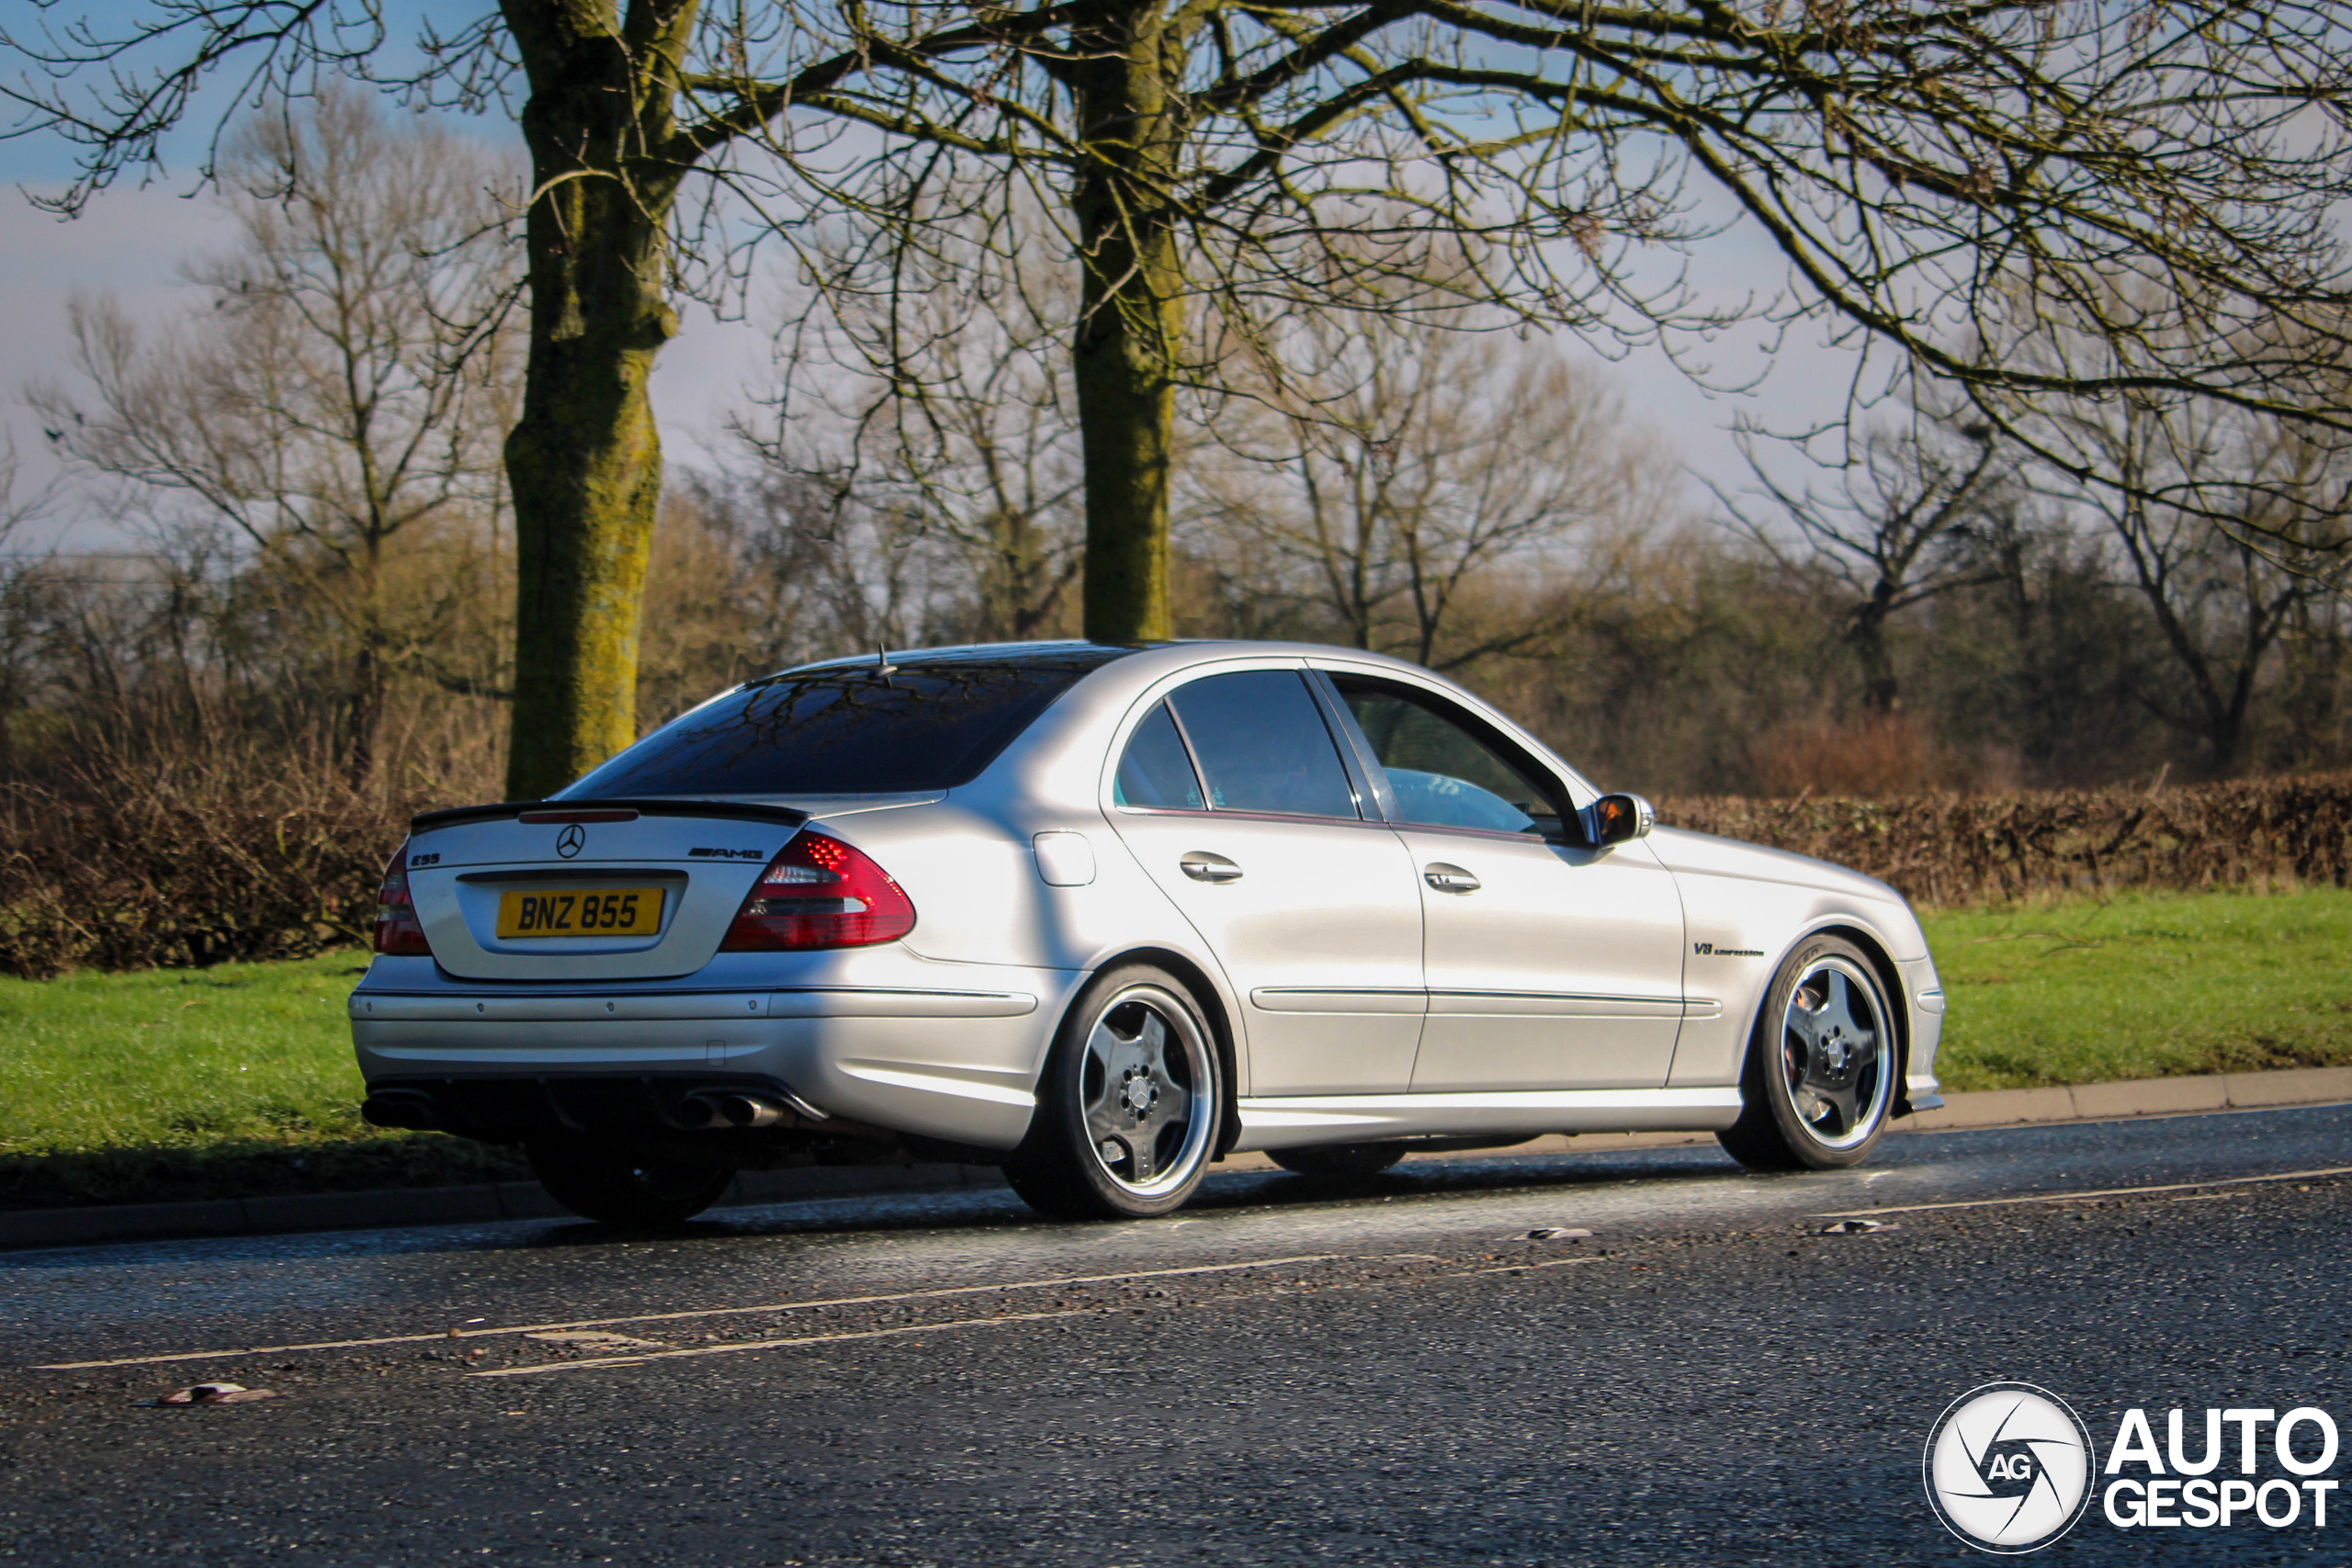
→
(499, 0, 697, 799)
(1069, 0, 1184, 645)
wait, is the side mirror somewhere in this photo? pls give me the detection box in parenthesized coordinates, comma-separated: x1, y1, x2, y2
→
(1589, 792, 1654, 847)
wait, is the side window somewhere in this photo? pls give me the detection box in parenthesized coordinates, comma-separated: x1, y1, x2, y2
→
(1331, 678, 1565, 836)
(1166, 671, 1360, 819)
(1114, 703, 1205, 810)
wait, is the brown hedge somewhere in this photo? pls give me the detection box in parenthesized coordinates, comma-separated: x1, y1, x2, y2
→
(0, 770, 2345, 978)
(1657, 775, 2352, 905)
(0, 773, 405, 979)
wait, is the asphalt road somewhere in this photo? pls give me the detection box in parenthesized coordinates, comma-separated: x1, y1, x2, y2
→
(6, 1105, 2352, 1565)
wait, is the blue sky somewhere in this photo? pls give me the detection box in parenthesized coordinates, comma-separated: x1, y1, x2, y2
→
(0, 3, 1869, 550)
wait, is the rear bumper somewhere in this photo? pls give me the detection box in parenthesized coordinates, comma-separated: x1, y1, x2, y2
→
(350, 972, 1081, 1151)
(363, 1073, 826, 1143)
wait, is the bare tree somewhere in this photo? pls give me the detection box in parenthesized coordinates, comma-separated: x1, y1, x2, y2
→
(28, 91, 517, 782)
(2271, 577, 2352, 773)
(763, 0, 2352, 646)
(650, 462, 962, 697)
(2033, 394, 2352, 773)
(1722, 407, 2025, 714)
(3, 0, 1136, 795)
(748, 226, 1086, 644)
(0, 439, 53, 530)
(13, 0, 2352, 778)
(0, 441, 64, 777)
(1190, 316, 1670, 669)
(1965, 288, 2352, 769)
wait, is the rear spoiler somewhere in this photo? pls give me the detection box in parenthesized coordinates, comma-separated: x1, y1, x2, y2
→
(408, 797, 811, 832)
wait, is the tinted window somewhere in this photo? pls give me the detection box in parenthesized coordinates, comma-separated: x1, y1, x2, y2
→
(1168, 671, 1358, 818)
(1114, 703, 1205, 809)
(560, 663, 1086, 796)
(1333, 678, 1563, 835)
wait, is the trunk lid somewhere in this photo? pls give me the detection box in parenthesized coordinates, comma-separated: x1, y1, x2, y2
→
(401, 799, 808, 982)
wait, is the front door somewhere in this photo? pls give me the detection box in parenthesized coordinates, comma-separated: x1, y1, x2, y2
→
(1104, 669, 1427, 1096)
(1323, 673, 1687, 1091)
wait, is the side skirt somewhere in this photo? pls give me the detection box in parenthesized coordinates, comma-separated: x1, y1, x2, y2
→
(1232, 1086, 1744, 1152)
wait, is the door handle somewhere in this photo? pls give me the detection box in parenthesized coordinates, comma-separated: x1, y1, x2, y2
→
(1423, 863, 1481, 893)
(1181, 851, 1244, 884)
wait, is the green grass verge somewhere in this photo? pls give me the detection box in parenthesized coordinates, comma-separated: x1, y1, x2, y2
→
(1922, 887, 2352, 1092)
(2, 887, 2349, 1210)
(0, 951, 524, 1209)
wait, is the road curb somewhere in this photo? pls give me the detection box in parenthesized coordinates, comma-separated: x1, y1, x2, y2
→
(6, 1066, 2349, 1249)
(1905, 1064, 2352, 1130)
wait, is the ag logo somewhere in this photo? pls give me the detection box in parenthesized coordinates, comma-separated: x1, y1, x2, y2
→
(555, 824, 586, 859)
(1923, 1382, 2096, 1553)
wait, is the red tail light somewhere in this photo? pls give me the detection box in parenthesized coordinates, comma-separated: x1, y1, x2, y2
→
(372, 841, 434, 957)
(720, 831, 916, 951)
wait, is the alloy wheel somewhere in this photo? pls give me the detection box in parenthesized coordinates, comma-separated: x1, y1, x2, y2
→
(1079, 984, 1213, 1197)
(1778, 956, 1894, 1151)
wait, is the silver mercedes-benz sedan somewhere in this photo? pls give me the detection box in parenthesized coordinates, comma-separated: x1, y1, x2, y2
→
(354, 640, 1946, 1224)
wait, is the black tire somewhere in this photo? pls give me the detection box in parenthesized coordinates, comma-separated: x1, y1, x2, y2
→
(1002, 964, 1225, 1220)
(1269, 1142, 1408, 1179)
(526, 1138, 734, 1228)
(1717, 935, 1899, 1172)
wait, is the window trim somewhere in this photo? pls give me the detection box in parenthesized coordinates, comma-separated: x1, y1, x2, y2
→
(1111, 699, 1214, 815)
(1171, 669, 1366, 823)
(1155, 696, 1213, 810)
(1109, 668, 1369, 825)
(1120, 804, 1406, 833)
(1317, 671, 1587, 846)
(1305, 671, 1398, 823)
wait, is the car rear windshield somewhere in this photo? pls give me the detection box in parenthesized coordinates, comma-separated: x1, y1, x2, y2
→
(557, 659, 1103, 797)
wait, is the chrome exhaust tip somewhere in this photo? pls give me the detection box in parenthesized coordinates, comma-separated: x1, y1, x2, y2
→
(684, 1088, 831, 1130)
(715, 1093, 787, 1129)
(684, 1092, 786, 1129)
(677, 1090, 832, 1128)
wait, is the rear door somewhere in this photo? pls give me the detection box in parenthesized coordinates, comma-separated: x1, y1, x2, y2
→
(1105, 669, 1427, 1096)
(1321, 672, 1687, 1092)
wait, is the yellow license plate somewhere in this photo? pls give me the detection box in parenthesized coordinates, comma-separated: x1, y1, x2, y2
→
(496, 888, 664, 939)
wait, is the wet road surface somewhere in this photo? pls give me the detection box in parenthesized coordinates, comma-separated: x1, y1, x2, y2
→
(5, 1104, 2351, 1563)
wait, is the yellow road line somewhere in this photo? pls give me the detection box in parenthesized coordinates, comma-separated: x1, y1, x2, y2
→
(477, 1255, 1626, 1379)
(1815, 1166, 2352, 1219)
(1463, 1257, 1607, 1276)
(469, 1308, 1101, 1377)
(28, 1254, 1341, 1371)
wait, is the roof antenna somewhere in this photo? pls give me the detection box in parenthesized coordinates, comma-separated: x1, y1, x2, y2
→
(875, 644, 899, 681)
